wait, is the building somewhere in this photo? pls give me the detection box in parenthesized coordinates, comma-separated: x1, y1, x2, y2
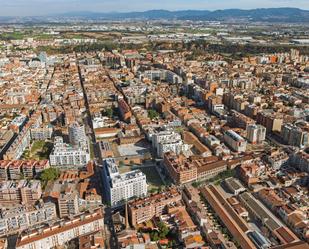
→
(0, 180, 42, 206)
(200, 185, 256, 249)
(4, 111, 42, 160)
(30, 125, 53, 141)
(118, 99, 132, 122)
(231, 110, 255, 130)
(163, 152, 228, 185)
(68, 122, 88, 149)
(224, 177, 246, 195)
(128, 188, 181, 227)
(289, 151, 309, 173)
(281, 124, 308, 148)
(0, 160, 49, 180)
(239, 192, 299, 245)
(0, 202, 57, 236)
(58, 192, 79, 218)
(256, 110, 283, 133)
(103, 158, 147, 207)
(49, 137, 90, 168)
(152, 129, 186, 157)
(224, 130, 247, 152)
(15, 208, 104, 249)
(246, 124, 266, 144)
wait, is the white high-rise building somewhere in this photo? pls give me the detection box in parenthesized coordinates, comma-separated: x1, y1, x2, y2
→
(49, 137, 90, 168)
(103, 158, 147, 207)
(68, 122, 88, 149)
(246, 124, 266, 144)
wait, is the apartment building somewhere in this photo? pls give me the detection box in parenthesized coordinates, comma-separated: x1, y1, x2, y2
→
(49, 137, 90, 168)
(30, 125, 53, 140)
(4, 111, 42, 160)
(224, 130, 247, 152)
(4, 127, 31, 160)
(256, 110, 283, 133)
(163, 152, 228, 185)
(118, 98, 132, 122)
(8, 160, 23, 180)
(231, 110, 256, 130)
(0, 202, 57, 236)
(289, 151, 309, 173)
(15, 208, 105, 249)
(246, 124, 266, 144)
(281, 123, 309, 148)
(58, 192, 79, 218)
(103, 158, 147, 207)
(139, 69, 182, 84)
(68, 122, 88, 149)
(152, 129, 187, 157)
(128, 188, 181, 227)
(0, 180, 42, 206)
(163, 153, 198, 184)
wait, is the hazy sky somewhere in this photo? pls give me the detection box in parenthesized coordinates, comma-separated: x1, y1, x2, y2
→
(1, 0, 309, 16)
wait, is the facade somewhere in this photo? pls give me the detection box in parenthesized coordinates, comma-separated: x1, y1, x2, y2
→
(128, 188, 181, 227)
(163, 152, 228, 185)
(0, 202, 57, 236)
(281, 124, 308, 148)
(152, 130, 186, 157)
(289, 151, 309, 173)
(15, 208, 104, 249)
(68, 122, 88, 149)
(103, 158, 147, 207)
(118, 99, 132, 122)
(49, 137, 90, 167)
(256, 110, 283, 133)
(246, 124, 266, 144)
(58, 192, 79, 218)
(231, 110, 255, 130)
(0, 180, 42, 206)
(224, 130, 247, 152)
(4, 111, 42, 160)
(4, 127, 31, 160)
(30, 125, 53, 140)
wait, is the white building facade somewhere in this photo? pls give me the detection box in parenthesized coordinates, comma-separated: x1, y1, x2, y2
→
(49, 137, 90, 167)
(103, 158, 147, 207)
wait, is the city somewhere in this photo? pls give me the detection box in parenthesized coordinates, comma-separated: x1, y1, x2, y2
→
(0, 1, 309, 249)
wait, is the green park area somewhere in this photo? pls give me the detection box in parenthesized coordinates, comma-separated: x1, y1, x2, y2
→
(22, 140, 53, 160)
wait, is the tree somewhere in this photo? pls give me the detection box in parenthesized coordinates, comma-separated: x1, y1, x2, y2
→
(40, 168, 60, 183)
(105, 108, 113, 118)
(157, 222, 169, 239)
(148, 109, 159, 120)
(150, 231, 160, 241)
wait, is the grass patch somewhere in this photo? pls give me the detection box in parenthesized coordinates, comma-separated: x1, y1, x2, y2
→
(136, 166, 165, 191)
(30, 140, 53, 160)
(0, 32, 25, 40)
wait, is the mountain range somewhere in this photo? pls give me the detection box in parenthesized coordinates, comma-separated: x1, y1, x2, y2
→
(1, 8, 309, 23)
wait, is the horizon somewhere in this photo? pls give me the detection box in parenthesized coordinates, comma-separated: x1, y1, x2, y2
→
(1, 0, 309, 17)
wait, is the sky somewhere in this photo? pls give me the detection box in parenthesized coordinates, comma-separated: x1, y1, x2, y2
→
(0, 0, 309, 16)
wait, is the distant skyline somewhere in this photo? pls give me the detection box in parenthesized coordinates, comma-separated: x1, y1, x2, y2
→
(0, 0, 309, 16)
